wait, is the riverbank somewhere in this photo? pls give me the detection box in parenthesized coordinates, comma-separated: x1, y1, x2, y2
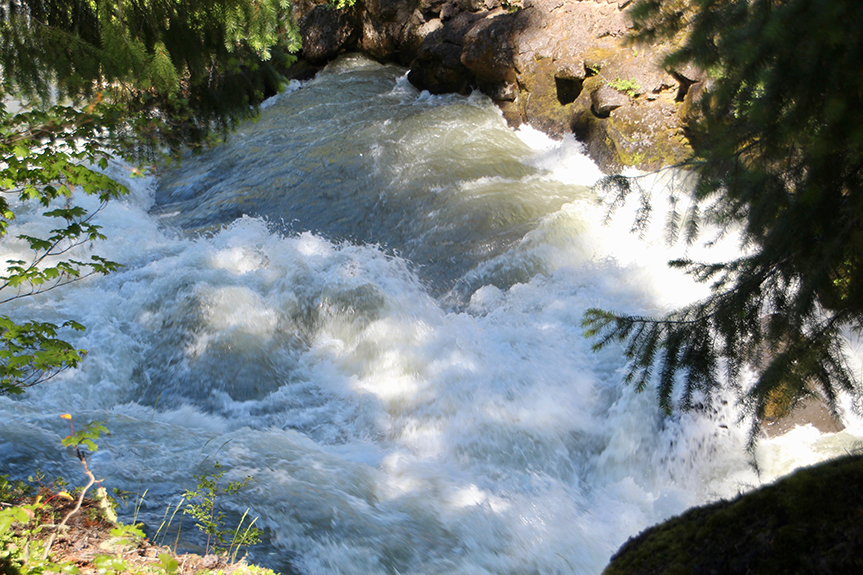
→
(289, 0, 699, 172)
(8, 451, 863, 574)
(0, 487, 275, 575)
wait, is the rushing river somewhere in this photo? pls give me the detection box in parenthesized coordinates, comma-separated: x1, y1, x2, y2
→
(2, 55, 862, 575)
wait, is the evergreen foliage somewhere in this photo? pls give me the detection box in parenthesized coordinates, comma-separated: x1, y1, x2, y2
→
(0, 0, 300, 395)
(0, 0, 301, 151)
(583, 0, 863, 440)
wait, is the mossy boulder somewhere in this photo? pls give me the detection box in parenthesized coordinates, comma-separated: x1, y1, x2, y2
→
(409, 0, 697, 171)
(293, 0, 706, 172)
(573, 94, 690, 172)
(603, 454, 863, 575)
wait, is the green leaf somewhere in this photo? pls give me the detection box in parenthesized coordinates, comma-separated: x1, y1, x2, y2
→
(62, 421, 108, 451)
(159, 553, 179, 574)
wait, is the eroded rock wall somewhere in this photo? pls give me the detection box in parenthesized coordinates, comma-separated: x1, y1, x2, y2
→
(292, 0, 704, 172)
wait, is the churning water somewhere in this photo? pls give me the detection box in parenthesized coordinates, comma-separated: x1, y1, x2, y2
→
(2, 55, 862, 575)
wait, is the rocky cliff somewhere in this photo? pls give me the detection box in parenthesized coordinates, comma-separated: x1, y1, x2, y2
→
(290, 0, 705, 172)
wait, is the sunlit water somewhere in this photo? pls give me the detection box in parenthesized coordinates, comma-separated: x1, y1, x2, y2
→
(2, 55, 861, 575)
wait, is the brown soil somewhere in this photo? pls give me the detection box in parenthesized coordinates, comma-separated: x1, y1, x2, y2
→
(2, 490, 264, 575)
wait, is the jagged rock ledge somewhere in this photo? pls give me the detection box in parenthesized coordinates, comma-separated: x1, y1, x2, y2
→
(289, 0, 705, 172)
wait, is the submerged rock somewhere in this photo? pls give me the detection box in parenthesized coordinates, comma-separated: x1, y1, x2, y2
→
(602, 454, 863, 575)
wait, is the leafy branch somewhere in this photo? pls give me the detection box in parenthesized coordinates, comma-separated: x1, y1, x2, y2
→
(0, 317, 87, 394)
(583, 238, 857, 447)
(183, 463, 262, 561)
(42, 415, 114, 559)
(0, 100, 129, 395)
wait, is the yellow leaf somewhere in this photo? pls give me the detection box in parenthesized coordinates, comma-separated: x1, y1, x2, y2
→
(57, 491, 74, 501)
(60, 413, 72, 420)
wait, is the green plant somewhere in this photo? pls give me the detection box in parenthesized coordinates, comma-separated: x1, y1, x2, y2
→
(92, 554, 129, 574)
(40, 415, 115, 559)
(0, 501, 72, 575)
(109, 522, 146, 547)
(606, 76, 641, 97)
(229, 509, 261, 564)
(132, 488, 147, 526)
(501, 0, 523, 13)
(589, 0, 863, 446)
(183, 463, 262, 561)
(0, 503, 36, 573)
(158, 552, 179, 574)
(111, 486, 150, 537)
(153, 496, 186, 550)
(0, 100, 130, 397)
(0, 475, 32, 503)
(24, 470, 68, 496)
(1, 0, 302, 399)
(0, 459, 276, 574)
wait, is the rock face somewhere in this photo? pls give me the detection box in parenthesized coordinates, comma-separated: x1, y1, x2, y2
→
(291, 0, 706, 172)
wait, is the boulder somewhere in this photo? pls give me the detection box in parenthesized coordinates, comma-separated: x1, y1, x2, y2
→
(358, 0, 421, 61)
(460, 10, 520, 89)
(292, 0, 700, 172)
(300, 4, 362, 64)
(591, 83, 628, 117)
(602, 454, 863, 575)
(407, 11, 484, 93)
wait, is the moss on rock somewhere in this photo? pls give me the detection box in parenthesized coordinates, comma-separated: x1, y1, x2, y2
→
(603, 454, 863, 575)
(571, 92, 691, 172)
(516, 57, 576, 136)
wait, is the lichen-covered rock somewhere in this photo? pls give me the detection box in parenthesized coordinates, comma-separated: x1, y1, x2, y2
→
(591, 83, 629, 117)
(293, 0, 699, 172)
(517, 56, 577, 136)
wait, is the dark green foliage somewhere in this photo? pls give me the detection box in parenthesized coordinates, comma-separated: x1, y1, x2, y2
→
(0, 1, 301, 395)
(0, 0, 301, 152)
(585, 0, 863, 441)
(0, 476, 32, 504)
(61, 420, 109, 454)
(602, 454, 863, 575)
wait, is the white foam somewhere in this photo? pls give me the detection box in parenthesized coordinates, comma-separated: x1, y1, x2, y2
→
(1, 61, 860, 575)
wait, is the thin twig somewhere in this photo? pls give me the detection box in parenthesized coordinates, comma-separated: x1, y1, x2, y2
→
(42, 448, 96, 560)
